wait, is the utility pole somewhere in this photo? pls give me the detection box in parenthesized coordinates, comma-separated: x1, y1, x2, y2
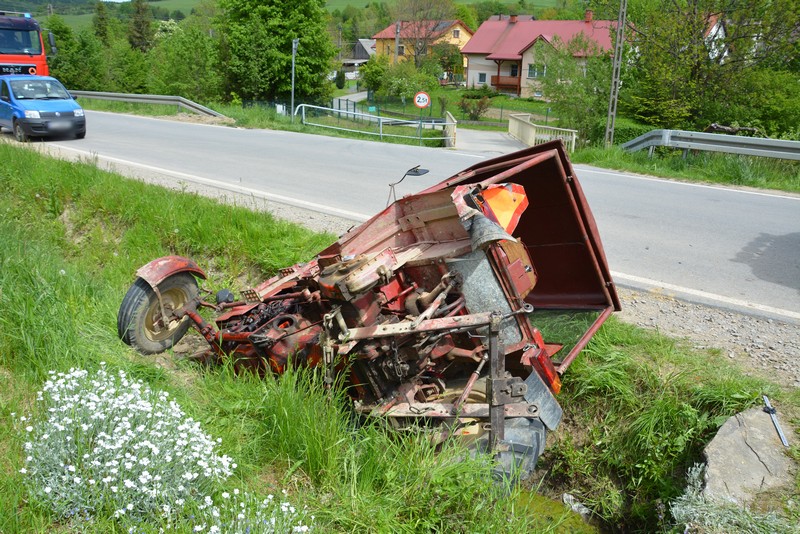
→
(394, 21, 400, 64)
(604, 0, 627, 147)
(291, 38, 299, 123)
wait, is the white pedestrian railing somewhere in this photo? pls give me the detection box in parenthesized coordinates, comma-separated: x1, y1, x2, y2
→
(508, 113, 577, 152)
(295, 104, 456, 146)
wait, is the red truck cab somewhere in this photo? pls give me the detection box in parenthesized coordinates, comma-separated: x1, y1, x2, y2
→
(0, 11, 51, 76)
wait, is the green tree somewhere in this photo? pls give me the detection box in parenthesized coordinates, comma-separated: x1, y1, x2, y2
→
(128, 0, 154, 52)
(46, 15, 106, 90)
(538, 35, 611, 145)
(431, 42, 462, 76)
(360, 54, 389, 92)
(382, 60, 438, 100)
(453, 4, 477, 32)
(92, 0, 110, 46)
(219, 0, 336, 102)
(392, 0, 456, 68)
(335, 69, 346, 89)
(148, 21, 223, 101)
(472, 1, 507, 25)
(107, 40, 149, 93)
(617, 0, 800, 133)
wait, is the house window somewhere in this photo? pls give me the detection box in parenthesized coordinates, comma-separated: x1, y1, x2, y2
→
(397, 45, 405, 56)
(452, 29, 460, 38)
(478, 73, 487, 83)
(527, 64, 547, 78)
(510, 64, 518, 77)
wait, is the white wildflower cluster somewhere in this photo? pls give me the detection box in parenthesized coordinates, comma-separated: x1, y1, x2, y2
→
(19, 364, 236, 522)
(16, 364, 314, 531)
(190, 489, 313, 533)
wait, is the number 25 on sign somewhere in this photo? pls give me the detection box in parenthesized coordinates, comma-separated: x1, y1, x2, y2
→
(414, 91, 430, 109)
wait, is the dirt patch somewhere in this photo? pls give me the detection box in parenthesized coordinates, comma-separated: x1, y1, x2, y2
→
(156, 112, 236, 127)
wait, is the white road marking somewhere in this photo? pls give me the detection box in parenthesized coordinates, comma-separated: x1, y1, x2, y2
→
(50, 145, 373, 221)
(614, 271, 800, 322)
(576, 165, 800, 201)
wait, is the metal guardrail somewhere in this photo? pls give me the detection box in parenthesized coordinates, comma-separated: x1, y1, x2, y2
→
(69, 90, 225, 118)
(508, 113, 577, 152)
(621, 129, 800, 161)
(295, 104, 456, 146)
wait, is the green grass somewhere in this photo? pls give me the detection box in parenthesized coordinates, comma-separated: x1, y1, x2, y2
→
(370, 86, 558, 126)
(55, 0, 557, 30)
(572, 146, 800, 193)
(78, 97, 448, 147)
(1, 142, 797, 532)
(539, 318, 792, 529)
(0, 143, 574, 532)
(55, 0, 204, 30)
(78, 97, 182, 117)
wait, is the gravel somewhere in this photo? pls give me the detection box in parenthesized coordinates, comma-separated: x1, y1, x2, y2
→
(616, 287, 800, 389)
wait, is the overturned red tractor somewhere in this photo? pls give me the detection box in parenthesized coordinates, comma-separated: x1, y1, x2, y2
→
(118, 142, 620, 480)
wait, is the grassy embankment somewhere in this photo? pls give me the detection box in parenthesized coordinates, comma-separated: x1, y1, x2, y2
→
(0, 143, 573, 533)
(1, 142, 797, 532)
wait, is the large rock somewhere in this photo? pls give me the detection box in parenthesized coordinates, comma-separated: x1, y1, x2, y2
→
(703, 406, 795, 505)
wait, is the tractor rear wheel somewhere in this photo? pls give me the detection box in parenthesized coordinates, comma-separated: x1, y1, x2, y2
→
(117, 273, 198, 354)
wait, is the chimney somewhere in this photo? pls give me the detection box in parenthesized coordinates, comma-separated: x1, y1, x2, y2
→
(510, 14, 518, 23)
(584, 9, 593, 23)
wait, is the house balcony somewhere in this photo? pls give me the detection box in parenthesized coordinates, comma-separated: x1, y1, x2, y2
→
(491, 75, 521, 94)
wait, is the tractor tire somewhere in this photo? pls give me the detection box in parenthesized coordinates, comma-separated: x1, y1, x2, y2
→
(117, 273, 198, 354)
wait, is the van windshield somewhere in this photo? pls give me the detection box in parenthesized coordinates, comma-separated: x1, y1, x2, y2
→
(0, 28, 42, 55)
(10, 79, 70, 100)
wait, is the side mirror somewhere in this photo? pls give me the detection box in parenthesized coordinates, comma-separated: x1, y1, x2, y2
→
(71, 94, 78, 101)
(48, 32, 57, 55)
(386, 165, 430, 206)
(0, 95, 9, 103)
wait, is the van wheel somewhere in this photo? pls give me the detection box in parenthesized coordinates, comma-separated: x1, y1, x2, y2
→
(13, 121, 28, 142)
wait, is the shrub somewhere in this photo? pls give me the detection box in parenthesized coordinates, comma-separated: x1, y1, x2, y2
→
(590, 116, 653, 146)
(457, 96, 491, 120)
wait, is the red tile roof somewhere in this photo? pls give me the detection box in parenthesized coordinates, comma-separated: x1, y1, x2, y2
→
(461, 17, 616, 60)
(372, 20, 471, 40)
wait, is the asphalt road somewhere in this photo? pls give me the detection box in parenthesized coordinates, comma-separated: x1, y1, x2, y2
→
(40, 111, 800, 323)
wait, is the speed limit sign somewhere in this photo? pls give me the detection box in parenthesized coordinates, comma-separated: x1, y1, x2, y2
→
(414, 91, 431, 109)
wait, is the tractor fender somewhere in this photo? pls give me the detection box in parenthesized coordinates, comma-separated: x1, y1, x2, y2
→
(135, 255, 207, 288)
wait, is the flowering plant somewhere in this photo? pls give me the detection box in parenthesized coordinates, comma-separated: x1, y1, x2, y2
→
(15, 364, 312, 532)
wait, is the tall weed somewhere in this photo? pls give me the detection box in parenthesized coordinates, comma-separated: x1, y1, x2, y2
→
(549, 318, 771, 529)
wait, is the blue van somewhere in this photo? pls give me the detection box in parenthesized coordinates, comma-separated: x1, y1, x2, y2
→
(0, 74, 85, 141)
